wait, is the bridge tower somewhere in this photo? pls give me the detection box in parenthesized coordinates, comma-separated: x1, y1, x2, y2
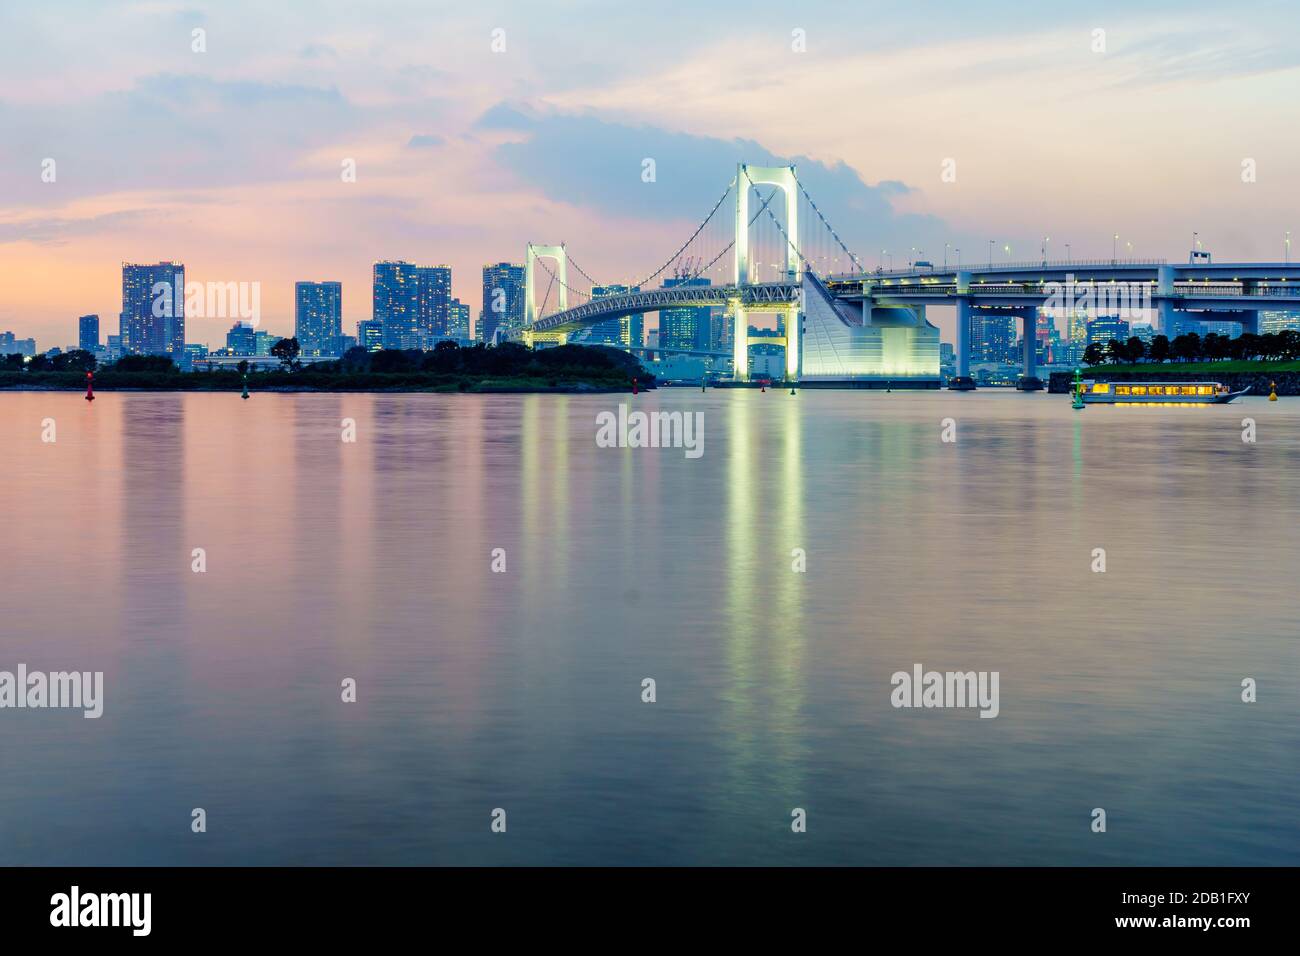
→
(524, 243, 569, 345)
(733, 164, 800, 382)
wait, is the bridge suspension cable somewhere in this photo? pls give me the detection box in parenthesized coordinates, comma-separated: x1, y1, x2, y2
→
(793, 172, 866, 274)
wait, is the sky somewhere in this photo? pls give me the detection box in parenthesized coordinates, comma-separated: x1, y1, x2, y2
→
(2, 0, 1299, 348)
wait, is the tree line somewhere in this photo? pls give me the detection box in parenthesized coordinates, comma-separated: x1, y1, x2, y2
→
(1082, 329, 1300, 366)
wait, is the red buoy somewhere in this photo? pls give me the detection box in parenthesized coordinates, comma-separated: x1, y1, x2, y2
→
(85, 370, 95, 402)
(632, 377, 638, 395)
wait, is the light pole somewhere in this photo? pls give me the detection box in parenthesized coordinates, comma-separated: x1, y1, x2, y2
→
(1041, 236, 1050, 265)
(1112, 233, 1118, 264)
(956, 248, 961, 267)
(1286, 231, 1291, 264)
(1065, 243, 1071, 263)
(944, 242, 949, 270)
(988, 239, 994, 268)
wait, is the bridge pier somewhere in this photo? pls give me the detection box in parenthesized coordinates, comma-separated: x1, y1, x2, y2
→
(956, 298, 972, 377)
(1021, 308, 1038, 380)
(731, 302, 749, 381)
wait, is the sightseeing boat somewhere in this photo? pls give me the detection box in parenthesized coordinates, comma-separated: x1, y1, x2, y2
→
(1072, 379, 1249, 405)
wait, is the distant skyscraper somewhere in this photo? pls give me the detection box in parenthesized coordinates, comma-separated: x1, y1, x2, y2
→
(78, 314, 100, 352)
(418, 266, 452, 347)
(121, 262, 185, 359)
(373, 261, 422, 350)
(1260, 310, 1300, 334)
(254, 329, 276, 356)
(480, 263, 525, 342)
(588, 285, 643, 348)
(295, 281, 342, 356)
(226, 321, 256, 355)
(973, 312, 1016, 363)
(448, 298, 471, 340)
(1087, 316, 1131, 345)
(357, 318, 383, 351)
(660, 276, 712, 353)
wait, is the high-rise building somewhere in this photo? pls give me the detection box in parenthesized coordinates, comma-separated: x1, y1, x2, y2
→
(1087, 316, 1131, 346)
(357, 318, 383, 352)
(255, 330, 277, 356)
(660, 276, 712, 352)
(226, 322, 257, 355)
(587, 285, 643, 348)
(373, 261, 422, 350)
(120, 262, 185, 359)
(295, 281, 342, 356)
(1, 331, 38, 357)
(972, 313, 1016, 363)
(78, 314, 100, 352)
(1261, 310, 1300, 334)
(448, 299, 471, 341)
(417, 266, 452, 347)
(480, 263, 525, 342)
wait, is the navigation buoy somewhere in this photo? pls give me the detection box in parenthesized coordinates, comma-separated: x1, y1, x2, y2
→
(1269, 380, 1278, 401)
(84, 370, 94, 402)
(632, 377, 638, 395)
(241, 371, 250, 400)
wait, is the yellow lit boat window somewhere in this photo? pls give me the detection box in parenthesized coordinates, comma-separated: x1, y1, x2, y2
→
(1198, 386, 1213, 395)
(1116, 386, 1130, 395)
(1131, 386, 1146, 395)
(1091, 383, 1110, 393)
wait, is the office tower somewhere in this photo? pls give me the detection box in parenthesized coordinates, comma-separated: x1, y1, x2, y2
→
(78, 314, 100, 352)
(106, 334, 123, 361)
(295, 281, 342, 356)
(480, 262, 525, 342)
(973, 312, 1016, 363)
(357, 319, 383, 352)
(226, 322, 257, 355)
(182, 343, 208, 371)
(660, 276, 712, 352)
(1261, 310, 1300, 334)
(448, 299, 471, 341)
(588, 285, 643, 348)
(0, 331, 35, 356)
(939, 342, 955, 365)
(1087, 316, 1131, 345)
(121, 262, 185, 359)
(373, 261, 422, 350)
(1131, 324, 1155, 343)
(417, 266, 452, 347)
(254, 330, 276, 356)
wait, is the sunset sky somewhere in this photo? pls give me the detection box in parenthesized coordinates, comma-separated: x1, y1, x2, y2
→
(2, 0, 1298, 348)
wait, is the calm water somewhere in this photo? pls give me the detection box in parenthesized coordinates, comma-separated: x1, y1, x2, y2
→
(1, 390, 1297, 866)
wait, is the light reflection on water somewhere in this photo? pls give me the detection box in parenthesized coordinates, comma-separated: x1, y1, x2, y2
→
(0, 390, 1297, 865)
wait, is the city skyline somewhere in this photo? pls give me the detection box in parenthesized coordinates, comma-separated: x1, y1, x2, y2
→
(3, 1, 1300, 348)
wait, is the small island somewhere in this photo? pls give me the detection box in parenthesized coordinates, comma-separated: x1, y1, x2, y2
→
(0, 340, 653, 393)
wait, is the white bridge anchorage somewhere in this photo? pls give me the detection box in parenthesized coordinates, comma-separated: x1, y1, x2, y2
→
(511, 163, 1300, 384)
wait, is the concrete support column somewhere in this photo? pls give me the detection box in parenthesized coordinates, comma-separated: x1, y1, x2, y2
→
(732, 304, 749, 381)
(1156, 266, 1176, 336)
(1022, 308, 1037, 378)
(956, 298, 972, 377)
(784, 304, 800, 380)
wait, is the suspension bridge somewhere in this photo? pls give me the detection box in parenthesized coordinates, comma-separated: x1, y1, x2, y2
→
(510, 163, 1300, 384)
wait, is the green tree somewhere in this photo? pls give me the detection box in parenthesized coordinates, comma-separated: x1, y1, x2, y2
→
(271, 337, 301, 370)
(1082, 342, 1105, 366)
(1106, 338, 1127, 364)
(1125, 336, 1147, 364)
(1148, 334, 1171, 363)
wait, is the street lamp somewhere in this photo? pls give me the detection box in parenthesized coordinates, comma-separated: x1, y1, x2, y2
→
(1041, 236, 1050, 265)
(1065, 243, 1071, 263)
(988, 239, 994, 268)
(1112, 233, 1118, 264)
(1286, 231, 1291, 264)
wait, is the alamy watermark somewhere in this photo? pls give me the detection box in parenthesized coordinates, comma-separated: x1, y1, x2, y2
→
(1043, 274, 1151, 321)
(596, 404, 703, 459)
(0, 665, 103, 718)
(891, 663, 999, 718)
(152, 278, 261, 326)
